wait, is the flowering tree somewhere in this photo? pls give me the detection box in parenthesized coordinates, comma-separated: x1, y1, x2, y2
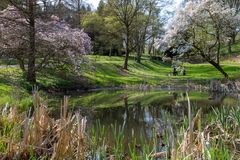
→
(222, 0, 240, 54)
(0, 5, 91, 83)
(157, 0, 240, 78)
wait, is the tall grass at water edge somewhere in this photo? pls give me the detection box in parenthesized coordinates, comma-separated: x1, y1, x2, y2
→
(0, 92, 240, 159)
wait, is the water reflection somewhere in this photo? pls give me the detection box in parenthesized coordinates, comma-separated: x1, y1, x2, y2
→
(73, 90, 239, 152)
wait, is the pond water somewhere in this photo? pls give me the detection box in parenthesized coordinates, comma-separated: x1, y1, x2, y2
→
(49, 89, 240, 155)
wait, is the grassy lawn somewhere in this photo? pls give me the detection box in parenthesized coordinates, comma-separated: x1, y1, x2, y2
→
(83, 55, 240, 86)
(0, 55, 239, 108)
(0, 67, 31, 109)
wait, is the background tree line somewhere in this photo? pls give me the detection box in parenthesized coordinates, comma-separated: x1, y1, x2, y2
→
(1, 0, 240, 82)
(82, 0, 165, 69)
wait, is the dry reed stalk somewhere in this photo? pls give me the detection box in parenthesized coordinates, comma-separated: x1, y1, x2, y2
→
(177, 107, 204, 159)
(186, 92, 193, 159)
(51, 96, 87, 160)
(76, 112, 87, 159)
(0, 91, 87, 159)
(51, 96, 74, 159)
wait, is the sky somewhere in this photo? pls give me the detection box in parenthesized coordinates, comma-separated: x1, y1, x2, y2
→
(87, 0, 100, 9)
(86, 0, 183, 9)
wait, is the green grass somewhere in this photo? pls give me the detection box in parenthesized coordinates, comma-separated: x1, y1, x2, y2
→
(221, 39, 240, 56)
(1, 55, 239, 91)
(83, 55, 240, 87)
(0, 66, 82, 109)
(0, 68, 32, 109)
(0, 55, 240, 108)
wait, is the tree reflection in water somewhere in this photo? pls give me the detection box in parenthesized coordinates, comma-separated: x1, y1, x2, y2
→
(80, 90, 236, 153)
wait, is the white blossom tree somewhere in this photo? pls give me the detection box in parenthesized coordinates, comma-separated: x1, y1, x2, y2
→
(0, 5, 91, 83)
(157, 0, 240, 78)
(222, 0, 240, 54)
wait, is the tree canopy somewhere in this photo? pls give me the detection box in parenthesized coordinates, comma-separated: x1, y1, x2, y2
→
(0, 5, 91, 83)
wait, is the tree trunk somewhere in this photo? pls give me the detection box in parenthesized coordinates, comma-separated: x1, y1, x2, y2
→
(123, 48, 129, 70)
(123, 30, 130, 70)
(43, 0, 47, 13)
(217, 43, 220, 65)
(228, 39, 232, 55)
(209, 60, 228, 79)
(152, 47, 155, 58)
(136, 38, 145, 63)
(148, 45, 152, 57)
(109, 44, 112, 57)
(148, 39, 154, 58)
(18, 58, 25, 71)
(136, 54, 141, 63)
(77, 0, 82, 26)
(227, 32, 237, 55)
(216, 31, 220, 65)
(136, 46, 141, 63)
(232, 33, 236, 44)
(27, 0, 36, 84)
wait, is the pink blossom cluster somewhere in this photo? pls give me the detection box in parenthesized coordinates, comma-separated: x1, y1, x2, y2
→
(0, 5, 91, 65)
(0, 6, 28, 52)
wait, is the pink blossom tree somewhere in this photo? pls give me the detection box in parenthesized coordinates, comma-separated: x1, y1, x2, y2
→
(0, 4, 91, 83)
(157, 0, 240, 78)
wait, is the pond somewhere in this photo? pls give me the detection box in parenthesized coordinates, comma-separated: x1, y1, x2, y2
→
(48, 89, 240, 158)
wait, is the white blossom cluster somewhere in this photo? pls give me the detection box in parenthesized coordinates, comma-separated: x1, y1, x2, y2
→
(155, 0, 240, 55)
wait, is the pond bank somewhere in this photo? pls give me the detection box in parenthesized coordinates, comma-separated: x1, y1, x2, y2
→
(210, 79, 240, 93)
(46, 79, 240, 95)
(1, 57, 240, 107)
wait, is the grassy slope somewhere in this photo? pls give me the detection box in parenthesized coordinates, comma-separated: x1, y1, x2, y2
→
(83, 55, 240, 87)
(0, 55, 240, 108)
(0, 68, 31, 109)
(0, 66, 91, 107)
